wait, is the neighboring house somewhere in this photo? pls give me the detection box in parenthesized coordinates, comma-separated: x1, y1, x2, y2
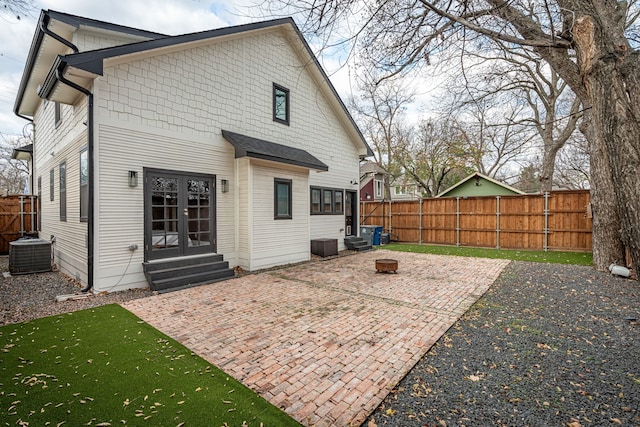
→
(359, 160, 387, 202)
(390, 175, 422, 201)
(14, 10, 371, 293)
(436, 172, 525, 198)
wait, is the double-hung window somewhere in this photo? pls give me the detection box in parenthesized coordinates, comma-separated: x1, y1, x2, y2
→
(375, 179, 383, 198)
(54, 102, 62, 128)
(49, 169, 54, 201)
(310, 187, 343, 215)
(311, 187, 321, 213)
(274, 178, 292, 219)
(59, 161, 67, 221)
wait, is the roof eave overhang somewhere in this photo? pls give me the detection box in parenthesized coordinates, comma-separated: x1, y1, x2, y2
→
(14, 10, 51, 117)
(38, 56, 99, 103)
(223, 130, 329, 172)
(237, 150, 329, 172)
(14, 9, 166, 118)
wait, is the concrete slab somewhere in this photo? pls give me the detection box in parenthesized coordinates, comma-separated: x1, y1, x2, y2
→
(122, 250, 509, 426)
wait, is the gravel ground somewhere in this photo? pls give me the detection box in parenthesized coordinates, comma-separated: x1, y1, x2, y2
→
(0, 256, 153, 325)
(2, 255, 638, 426)
(367, 261, 640, 427)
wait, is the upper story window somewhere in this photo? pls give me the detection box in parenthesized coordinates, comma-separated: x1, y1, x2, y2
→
(395, 185, 408, 195)
(273, 83, 290, 125)
(375, 179, 383, 198)
(54, 102, 62, 128)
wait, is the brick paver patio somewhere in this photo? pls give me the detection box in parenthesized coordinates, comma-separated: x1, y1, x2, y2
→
(122, 250, 509, 426)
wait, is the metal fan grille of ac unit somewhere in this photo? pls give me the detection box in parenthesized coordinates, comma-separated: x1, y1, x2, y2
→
(9, 239, 52, 275)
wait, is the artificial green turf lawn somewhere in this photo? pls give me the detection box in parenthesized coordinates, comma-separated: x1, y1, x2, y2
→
(0, 304, 300, 426)
(383, 243, 593, 266)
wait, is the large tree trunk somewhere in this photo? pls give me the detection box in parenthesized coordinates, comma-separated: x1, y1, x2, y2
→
(539, 144, 562, 193)
(580, 115, 625, 271)
(573, 10, 640, 273)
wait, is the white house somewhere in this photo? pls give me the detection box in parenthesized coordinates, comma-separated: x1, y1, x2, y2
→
(14, 10, 371, 293)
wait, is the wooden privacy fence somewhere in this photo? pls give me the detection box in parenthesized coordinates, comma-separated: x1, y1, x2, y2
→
(0, 195, 38, 254)
(360, 190, 592, 252)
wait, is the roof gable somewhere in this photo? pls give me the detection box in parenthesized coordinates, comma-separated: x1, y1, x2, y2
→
(14, 9, 166, 118)
(15, 12, 372, 158)
(436, 172, 525, 198)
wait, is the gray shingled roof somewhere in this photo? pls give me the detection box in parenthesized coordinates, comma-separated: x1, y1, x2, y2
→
(222, 130, 328, 171)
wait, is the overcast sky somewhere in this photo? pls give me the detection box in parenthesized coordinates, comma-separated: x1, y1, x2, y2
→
(0, 0, 364, 141)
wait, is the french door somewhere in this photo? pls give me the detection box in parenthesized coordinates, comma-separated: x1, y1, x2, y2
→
(144, 169, 216, 261)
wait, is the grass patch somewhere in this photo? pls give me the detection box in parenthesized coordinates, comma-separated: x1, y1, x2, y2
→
(0, 304, 300, 426)
(382, 243, 592, 266)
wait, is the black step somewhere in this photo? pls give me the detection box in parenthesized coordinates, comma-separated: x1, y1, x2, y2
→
(344, 237, 372, 252)
(142, 253, 235, 292)
(353, 243, 373, 252)
(143, 254, 224, 273)
(146, 260, 230, 281)
(151, 268, 235, 292)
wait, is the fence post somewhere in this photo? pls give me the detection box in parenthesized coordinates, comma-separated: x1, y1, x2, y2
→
(29, 195, 35, 232)
(456, 197, 460, 247)
(544, 192, 549, 252)
(496, 196, 501, 249)
(418, 197, 423, 244)
(388, 199, 392, 238)
(19, 195, 25, 237)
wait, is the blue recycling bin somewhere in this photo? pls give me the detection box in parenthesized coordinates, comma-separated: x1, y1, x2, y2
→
(372, 226, 383, 246)
(361, 225, 383, 246)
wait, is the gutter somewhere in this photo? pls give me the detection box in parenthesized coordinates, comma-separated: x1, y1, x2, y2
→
(55, 70, 95, 293)
(40, 20, 79, 53)
(13, 11, 77, 117)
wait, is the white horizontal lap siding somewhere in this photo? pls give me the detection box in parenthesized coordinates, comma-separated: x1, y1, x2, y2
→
(34, 98, 87, 175)
(250, 164, 309, 270)
(90, 26, 362, 276)
(33, 96, 89, 285)
(95, 125, 235, 275)
(236, 158, 250, 267)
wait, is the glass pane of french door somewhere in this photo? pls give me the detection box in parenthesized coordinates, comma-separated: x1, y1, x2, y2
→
(150, 176, 180, 258)
(186, 178, 211, 249)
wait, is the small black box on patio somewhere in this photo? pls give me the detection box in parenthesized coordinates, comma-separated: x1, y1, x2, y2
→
(311, 238, 338, 257)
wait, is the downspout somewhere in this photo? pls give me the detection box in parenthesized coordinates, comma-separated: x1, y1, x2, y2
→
(55, 70, 94, 293)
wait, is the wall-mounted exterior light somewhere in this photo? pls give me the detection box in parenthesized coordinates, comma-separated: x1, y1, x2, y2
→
(221, 179, 229, 193)
(128, 171, 138, 187)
